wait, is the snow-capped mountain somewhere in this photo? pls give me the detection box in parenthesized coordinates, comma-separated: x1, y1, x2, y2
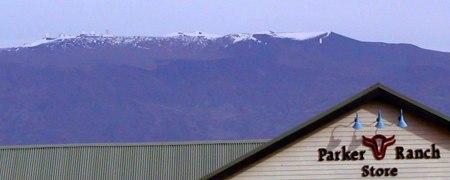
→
(13, 31, 329, 49)
(0, 32, 449, 145)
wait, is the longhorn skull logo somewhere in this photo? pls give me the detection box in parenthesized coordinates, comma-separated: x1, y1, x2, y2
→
(362, 134, 396, 160)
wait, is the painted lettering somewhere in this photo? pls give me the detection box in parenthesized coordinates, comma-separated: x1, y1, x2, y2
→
(318, 148, 327, 161)
(395, 144, 440, 160)
(432, 144, 441, 158)
(395, 146, 404, 159)
(361, 165, 398, 177)
(317, 146, 365, 161)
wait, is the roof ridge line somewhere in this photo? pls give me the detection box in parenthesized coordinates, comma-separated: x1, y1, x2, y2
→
(0, 139, 269, 150)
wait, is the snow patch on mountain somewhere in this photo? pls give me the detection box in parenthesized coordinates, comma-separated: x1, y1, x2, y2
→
(254, 31, 326, 41)
(225, 33, 257, 43)
(9, 31, 332, 49)
(165, 31, 221, 39)
(23, 34, 77, 47)
(319, 32, 331, 44)
(276, 32, 326, 41)
(23, 38, 56, 47)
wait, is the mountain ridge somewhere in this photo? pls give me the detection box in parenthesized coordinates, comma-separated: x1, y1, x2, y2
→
(0, 32, 448, 145)
(1, 31, 330, 50)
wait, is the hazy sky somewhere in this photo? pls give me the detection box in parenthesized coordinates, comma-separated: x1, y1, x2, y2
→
(1, 0, 449, 52)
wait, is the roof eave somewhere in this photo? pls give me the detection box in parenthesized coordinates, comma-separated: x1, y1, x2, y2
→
(202, 83, 449, 179)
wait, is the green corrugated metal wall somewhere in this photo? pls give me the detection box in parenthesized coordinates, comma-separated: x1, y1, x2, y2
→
(0, 140, 265, 180)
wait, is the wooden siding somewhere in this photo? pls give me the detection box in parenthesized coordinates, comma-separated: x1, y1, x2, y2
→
(231, 101, 450, 179)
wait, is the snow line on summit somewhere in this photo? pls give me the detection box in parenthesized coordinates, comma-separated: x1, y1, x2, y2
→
(15, 31, 329, 48)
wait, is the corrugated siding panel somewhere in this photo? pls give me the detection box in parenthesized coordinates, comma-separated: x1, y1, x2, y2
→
(0, 141, 265, 180)
(231, 101, 450, 179)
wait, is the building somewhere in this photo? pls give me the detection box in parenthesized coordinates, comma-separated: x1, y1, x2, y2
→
(204, 84, 450, 179)
(0, 140, 265, 179)
(1, 84, 449, 179)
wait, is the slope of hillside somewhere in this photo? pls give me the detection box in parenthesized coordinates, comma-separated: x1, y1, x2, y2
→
(0, 32, 449, 145)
